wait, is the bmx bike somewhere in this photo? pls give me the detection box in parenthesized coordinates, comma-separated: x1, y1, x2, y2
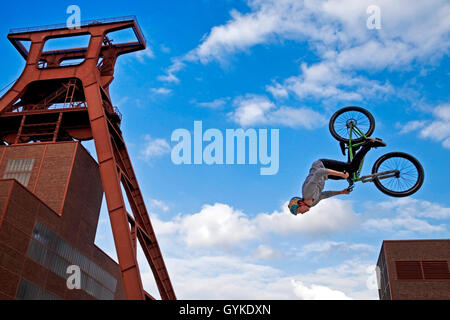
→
(329, 106, 424, 197)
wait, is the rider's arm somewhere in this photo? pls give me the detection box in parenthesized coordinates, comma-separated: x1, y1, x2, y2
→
(319, 189, 352, 200)
(319, 191, 334, 201)
(329, 189, 352, 196)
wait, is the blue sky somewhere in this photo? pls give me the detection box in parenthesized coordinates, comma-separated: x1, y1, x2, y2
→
(1, 0, 449, 299)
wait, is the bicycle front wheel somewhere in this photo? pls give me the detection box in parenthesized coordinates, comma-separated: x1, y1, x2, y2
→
(329, 106, 375, 143)
(372, 152, 424, 197)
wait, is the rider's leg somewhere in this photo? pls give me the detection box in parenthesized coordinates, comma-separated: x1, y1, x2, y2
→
(321, 138, 385, 177)
(319, 159, 351, 179)
(347, 143, 372, 173)
(348, 138, 386, 172)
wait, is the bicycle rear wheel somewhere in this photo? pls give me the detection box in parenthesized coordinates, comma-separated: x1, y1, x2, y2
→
(329, 106, 375, 143)
(372, 152, 424, 197)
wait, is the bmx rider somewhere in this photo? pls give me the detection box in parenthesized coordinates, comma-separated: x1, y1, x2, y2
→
(288, 137, 386, 215)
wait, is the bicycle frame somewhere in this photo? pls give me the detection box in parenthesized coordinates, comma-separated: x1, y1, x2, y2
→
(346, 123, 398, 184)
(347, 122, 366, 182)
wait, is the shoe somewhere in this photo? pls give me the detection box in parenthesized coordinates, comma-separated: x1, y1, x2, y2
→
(365, 137, 386, 148)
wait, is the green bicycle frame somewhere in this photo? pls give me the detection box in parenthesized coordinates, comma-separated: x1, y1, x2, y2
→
(347, 122, 368, 182)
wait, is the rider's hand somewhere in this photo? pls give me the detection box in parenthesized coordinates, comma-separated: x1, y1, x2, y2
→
(342, 188, 352, 194)
(342, 171, 349, 179)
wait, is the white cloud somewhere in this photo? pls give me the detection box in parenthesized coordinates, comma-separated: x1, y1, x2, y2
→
(363, 198, 450, 235)
(298, 241, 375, 257)
(364, 216, 446, 235)
(397, 120, 427, 134)
(150, 87, 172, 95)
(192, 8, 280, 64)
(398, 104, 450, 149)
(229, 94, 327, 128)
(151, 213, 180, 235)
(157, 73, 179, 83)
(140, 254, 377, 299)
(188, 0, 449, 65)
(267, 106, 328, 129)
(296, 258, 379, 300)
(166, 0, 448, 102)
(160, 44, 171, 53)
(157, 59, 186, 83)
(443, 138, 450, 149)
(135, 47, 155, 62)
(433, 104, 450, 120)
(420, 123, 450, 142)
(254, 199, 359, 237)
(153, 199, 359, 248)
(99, 199, 382, 300)
(159, 255, 292, 299)
(148, 198, 170, 212)
(282, 61, 393, 102)
(141, 135, 171, 160)
(252, 244, 283, 260)
(186, 0, 337, 63)
(292, 280, 352, 300)
(177, 203, 258, 248)
(266, 82, 289, 99)
(377, 198, 450, 220)
(229, 95, 275, 126)
(419, 104, 450, 145)
(195, 97, 230, 109)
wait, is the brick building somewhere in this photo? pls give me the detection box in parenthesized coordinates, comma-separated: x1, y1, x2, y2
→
(377, 239, 450, 300)
(0, 141, 125, 299)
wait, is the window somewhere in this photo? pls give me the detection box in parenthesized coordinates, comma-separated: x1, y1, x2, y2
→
(3, 158, 35, 186)
(422, 261, 450, 279)
(396, 260, 450, 280)
(86, 277, 102, 299)
(16, 278, 62, 300)
(27, 221, 118, 299)
(72, 250, 90, 274)
(103, 272, 117, 292)
(32, 221, 55, 247)
(396, 261, 422, 280)
(27, 239, 47, 265)
(51, 237, 74, 262)
(89, 262, 103, 282)
(16, 279, 42, 300)
(44, 250, 70, 278)
(100, 288, 115, 300)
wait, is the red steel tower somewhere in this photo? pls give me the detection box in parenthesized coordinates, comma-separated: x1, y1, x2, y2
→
(0, 16, 175, 300)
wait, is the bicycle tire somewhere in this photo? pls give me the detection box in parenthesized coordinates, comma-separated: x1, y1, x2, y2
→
(329, 106, 375, 143)
(372, 152, 424, 197)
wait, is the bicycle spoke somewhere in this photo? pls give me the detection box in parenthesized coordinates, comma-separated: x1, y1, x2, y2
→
(377, 156, 419, 192)
(332, 109, 373, 140)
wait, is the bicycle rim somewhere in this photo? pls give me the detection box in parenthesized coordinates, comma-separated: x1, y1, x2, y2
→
(329, 106, 375, 143)
(372, 152, 424, 197)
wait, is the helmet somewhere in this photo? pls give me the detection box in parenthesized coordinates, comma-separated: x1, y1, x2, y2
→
(288, 197, 303, 215)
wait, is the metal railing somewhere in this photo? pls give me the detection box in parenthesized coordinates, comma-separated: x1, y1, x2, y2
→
(113, 106, 123, 121)
(9, 16, 146, 45)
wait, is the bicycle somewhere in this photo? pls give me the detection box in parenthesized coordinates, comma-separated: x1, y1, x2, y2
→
(329, 106, 424, 197)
